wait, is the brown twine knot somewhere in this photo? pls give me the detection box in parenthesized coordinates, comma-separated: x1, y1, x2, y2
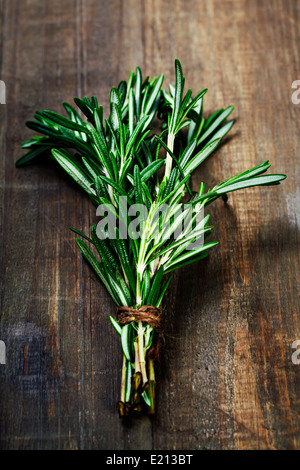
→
(116, 305, 163, 360)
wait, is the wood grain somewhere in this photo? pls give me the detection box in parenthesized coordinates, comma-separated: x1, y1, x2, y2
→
(0, 0, 299, 450)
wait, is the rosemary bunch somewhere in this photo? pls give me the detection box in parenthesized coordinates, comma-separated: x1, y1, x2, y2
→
(17, 59, 286, 416)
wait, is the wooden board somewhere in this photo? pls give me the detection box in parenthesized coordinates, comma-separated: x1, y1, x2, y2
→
(0, 0, 299, 450)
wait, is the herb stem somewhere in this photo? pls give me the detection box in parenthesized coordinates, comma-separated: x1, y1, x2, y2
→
(120, 354, 127, 402)
(137, 321, 148, 384)
(149, 358, 155, 381)
(147, 358, 156, 414)
(134, 339, 140, 373)
(125, 360, 132, 402)
(165, 132, 175, 179)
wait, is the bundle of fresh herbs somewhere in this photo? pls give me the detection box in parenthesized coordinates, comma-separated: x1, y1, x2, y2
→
(17, 59, 286, 416)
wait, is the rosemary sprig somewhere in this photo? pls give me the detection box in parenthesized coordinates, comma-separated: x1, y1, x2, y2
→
(17, 59, 286, 416)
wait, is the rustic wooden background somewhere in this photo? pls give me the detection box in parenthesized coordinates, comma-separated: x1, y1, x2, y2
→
(0, 0, 299, 450)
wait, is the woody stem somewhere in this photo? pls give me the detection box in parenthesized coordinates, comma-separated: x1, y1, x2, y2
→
(138, 321, 148, 385)
(120, 354, 127, 402)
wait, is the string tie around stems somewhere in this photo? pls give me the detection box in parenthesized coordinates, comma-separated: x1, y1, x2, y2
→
(116, 305, 163, 360)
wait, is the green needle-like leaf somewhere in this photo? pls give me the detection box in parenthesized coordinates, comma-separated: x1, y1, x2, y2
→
(169, 58, 185, 134)
(109, 316, 122, 336)
(75, 238, 118, 304)
(121, 324, 132, 361)
(198, 105, 234, 144)
(52, 149, 96, 197)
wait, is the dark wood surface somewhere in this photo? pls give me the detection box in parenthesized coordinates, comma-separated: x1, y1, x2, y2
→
(0, 0, 299, 450)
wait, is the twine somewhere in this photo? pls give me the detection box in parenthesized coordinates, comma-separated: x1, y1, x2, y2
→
(116, 305, 163, 360)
